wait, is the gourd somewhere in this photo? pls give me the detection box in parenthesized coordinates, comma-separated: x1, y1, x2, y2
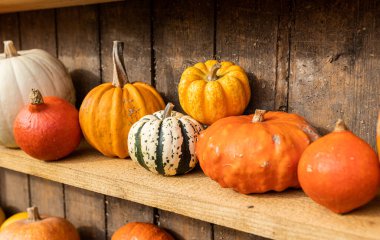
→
(298, 119, 380, 214)
(112, 222, 174, 240)
(178, 60, 251, 125)
(0, 206, 80, 240)
(128, 103, 203, 176)
(0, 212, 28, 231)
(0, 40, 75, 148)
(195, 110, 319, 194)
(13, 89, 81, 161)
(80, 41, 165, 158)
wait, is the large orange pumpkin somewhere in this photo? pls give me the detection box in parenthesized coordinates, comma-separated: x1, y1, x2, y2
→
(79, 41, 165, 158)
(0, 207, 80, 240)
(196, 110, 319, 194)
(13, 89, 81, 161)
(112, 222, 174, 240)
(178, 60, 251, 125)
(298, 119, 380, 214)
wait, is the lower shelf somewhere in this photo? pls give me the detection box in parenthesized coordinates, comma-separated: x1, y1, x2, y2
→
(0, 145, 379, 240)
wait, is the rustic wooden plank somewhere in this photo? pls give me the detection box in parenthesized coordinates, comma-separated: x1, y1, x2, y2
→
(214, 225, 268, 240)
(1, 147, 379, 240)
(216, 0, 290, 112)
(0, 0, 121, 14)
(99, 0, 151, 84)
(0, 13, 20, 58)
(106, 197, 153, 240)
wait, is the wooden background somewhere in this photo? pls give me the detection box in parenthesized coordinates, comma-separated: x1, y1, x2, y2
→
(0, 0, 378, 239)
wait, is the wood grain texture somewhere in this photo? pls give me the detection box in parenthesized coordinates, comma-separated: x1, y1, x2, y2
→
(0, 147, 379, 240)
(0, 0, 121, 14)
(214, 225, 268, 240)
(100, 0, 151, 84)
(106, 197, 154, 240)
(154, 0, 214, 109)
(216, 0, 290, 112)
(0, 13, 20, 57)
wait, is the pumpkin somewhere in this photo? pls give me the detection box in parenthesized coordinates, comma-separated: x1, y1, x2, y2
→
(0, 40, 75, 148)
(0, 212, 28, 232)
(0, 208, 5, 226)
(13, 89, 81, 161)
(80, 41, 165, 158)
(112, 222, 174, 240)
(178, 60, 251, 125)
(0, 206, 80, 240)
(195, 109, 319, 194)
(128, 103, 203, 176)
(298, 119, 380, 214)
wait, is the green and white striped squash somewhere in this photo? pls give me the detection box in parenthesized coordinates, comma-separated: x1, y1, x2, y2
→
(128, 103, 203, 176)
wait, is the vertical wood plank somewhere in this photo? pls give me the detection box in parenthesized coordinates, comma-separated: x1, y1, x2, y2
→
(18, 9, 65, 218)
(0, 13, 20, 52)
(56, 5, 105, 240)
(214, 225, 268, 240)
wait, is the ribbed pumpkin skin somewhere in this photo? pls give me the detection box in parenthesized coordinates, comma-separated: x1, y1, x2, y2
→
(112, 222, 174, 240)
(80, 82, 165, 158)
(128, 105, 203, 176)
(298, 122, 380, 214)
(195, 111, 319, 194)
(178, 60, 250, 125)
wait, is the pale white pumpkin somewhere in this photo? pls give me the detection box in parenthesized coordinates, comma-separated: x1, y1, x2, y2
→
(0, 40, 75, 148)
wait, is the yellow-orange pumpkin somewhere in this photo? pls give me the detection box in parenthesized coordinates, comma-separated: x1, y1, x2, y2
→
(178, 60, 251, 125)
(298, 119, 380, 214)
(196, 110, 319, 194)
(0, 212, 28, 232)
(79, 41, 165, 158)
(112, 222, 174, 240)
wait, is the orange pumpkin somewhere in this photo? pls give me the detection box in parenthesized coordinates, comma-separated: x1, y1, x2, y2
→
(298, 119, 380, 214)
(0, 207, 80, 240)
(13, 89, 81, 161)
(112, 222, 174, 240)
(79, 41, 165, 158)
(196, 110, 319, 194)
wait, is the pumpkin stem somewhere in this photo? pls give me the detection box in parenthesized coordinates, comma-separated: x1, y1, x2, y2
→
(334, 119, 349, 132)
(27, 206, 42, 222)
(252, 109, 267, 123)
(207, 63, 221, 81)
(112, 41, 129, 88)
(163, 103, 174, 119)
(30, 89, 44, 105)
(4, 40, 19, 58)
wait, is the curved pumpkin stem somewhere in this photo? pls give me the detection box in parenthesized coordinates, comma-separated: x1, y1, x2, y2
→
(4, 40, 19, 58)
(29, 89, 44, 105)
(252, 109, 267, 123)
(112, 41, 129, 88)
(163, 103, 174, 119)
(27, 206, 42, 222)
(334, 119, 349, 132)
(207, 63, 221, 81)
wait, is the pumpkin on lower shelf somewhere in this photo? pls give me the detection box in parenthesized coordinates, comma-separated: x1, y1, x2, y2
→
(112, 222, 174, 240)
(195, 109, 319, 194)
(298, 119, 380, 214)
(128, 103, 203, 176)
(13, 89, 81, 161)
(0, 207, 80, 240)
(0, 212, 28, 232)
(79, 41, 165, 158)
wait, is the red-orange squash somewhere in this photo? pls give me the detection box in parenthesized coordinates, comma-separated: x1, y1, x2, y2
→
(298, 119, 380, 214)
(0, 207, 80, 240)
(112, 222, 174, 240)
(13, 89, 81, 161)
(196, 110, 319, 194)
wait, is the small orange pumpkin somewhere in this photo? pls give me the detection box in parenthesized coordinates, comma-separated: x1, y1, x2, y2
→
(298, 119, 380, 213)
(13, 89, 81, 161)
(0, 207, 80, 240)
(196, 109, 319, 194)
(112, 222, 174, 240)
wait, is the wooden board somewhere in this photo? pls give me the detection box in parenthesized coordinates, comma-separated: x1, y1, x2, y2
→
(0, 146, 379, 240)
(0, 0, 121, 14)
(214, 225, 268, 240)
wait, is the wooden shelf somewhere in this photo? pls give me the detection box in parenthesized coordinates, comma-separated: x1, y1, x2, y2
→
(0, 0, 121, 14)
(0, 145, 379, 240)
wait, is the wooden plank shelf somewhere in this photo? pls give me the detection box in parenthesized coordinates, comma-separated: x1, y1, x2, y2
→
(0, 0, 121, 13)
(0, 145, 379, 240)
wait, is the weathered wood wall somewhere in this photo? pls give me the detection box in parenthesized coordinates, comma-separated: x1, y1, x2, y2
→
(0, 0, 378, 239)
